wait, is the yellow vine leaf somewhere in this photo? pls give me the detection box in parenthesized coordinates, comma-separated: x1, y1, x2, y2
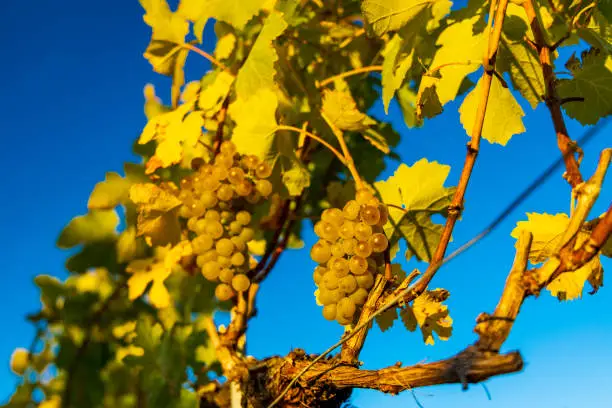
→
(199, 71, 235, 117)
(116, 345, 145, 363)
(375, 160, 456, 262)
(88, 172, 132, 210)
(361, 0, 452, 37)
(382, 34, 414, 113)
(181, 81, 201, 104)
(321, 88, 373, 131)
(57, 210, 119, 249)
(498, 38, 545, 109)
(126, 241, 192, 308)
(129, 183, 182, 246)
(459, 75, 526, 146)
(375, 307, 398, 332)
(215, 32, 236, 60)
(511, 212, 604, 300)
(400, 289, 452, 345)
(416, 16, 485, 113)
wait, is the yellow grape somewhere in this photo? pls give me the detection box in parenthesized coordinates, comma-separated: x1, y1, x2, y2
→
(235, 179, 253, 196)
(231, 252, 246, 266)
(322, 208, 344, 227)
(331, 242, 345, 258)
(219, 140, 236, 156)
(343, 200, 361, 220)
(216, 238, 235, 257)
(378, 204, 389, 226)
(10, 349, 29, 375)
(354, 240, 372, 258)
(205, 210, 221, 221)
(240, 227, 255, 242)
(232, 274, 251, 292)
(354, 222, 373, 241)
(192, 234, 214, 254)
(215, 153, 234, 169)
(205, 220, 224, 239)
(201, 190, 218, 208)
(322, 304, 337, 321)
(370, 233, 388, 253)
(229, 221, 242, 235)
(360, 205, 380, 226)
(190, 200, 206, 218)
(349, 288, 369, 306)
(211, 165, 228, 181)
(236, 211, 251, 226)
(338, 275, 358, 294)
(318, 289, 336, 305)
(202, 261, 221, 281)
(255, 179, 273, 197)
(356, 272, 374, 289)
(313, 266, 326, 285)
(199, 250, 218, 264)
(348, 256, 368, 275)
(187, 217, 198, 232)
(242, 154, 260, 170)
(320, 222, 340, 242)
(337, 297, 357, 320)
(310, 241, 332, 264)
(342, 238, 357, 255)
(339, 221, 355, 239)
(256, 162, 272, 179)
(227, 167, 245, 184)
(219, 268, 234, 283)
(217, 184, 234, 201)
(231, 236, 247, 251)
(330, 257, 349, 277)
(355, 189, 375, 205)
(215, 283, 234, 301)
(202, 175, 221, 191)
(322, 272, 339, 290)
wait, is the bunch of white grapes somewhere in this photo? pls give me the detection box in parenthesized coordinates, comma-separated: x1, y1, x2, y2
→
(178, 141, 273, 301)
(311, 189, 389, 325)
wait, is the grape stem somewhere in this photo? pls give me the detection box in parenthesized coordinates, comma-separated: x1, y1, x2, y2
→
(275, 125, 346, 166)
(321, 112, 364, 189)
(181, 42, 231, 73)
(316, 65, 383, 88)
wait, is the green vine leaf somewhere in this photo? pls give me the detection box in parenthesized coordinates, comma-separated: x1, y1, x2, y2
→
(459, 75, 526, 146)
(129, 183, 182, 246)
(498, 38, 545, 109)
(382, 34, 414, 113)
(361, 0, 452, 37)
(375, 307, 398, 332)
(57, 210, 119, 249)
(375, 160, 456, 262)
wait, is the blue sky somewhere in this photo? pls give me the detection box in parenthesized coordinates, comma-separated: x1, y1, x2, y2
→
(1, 1, 611, 407)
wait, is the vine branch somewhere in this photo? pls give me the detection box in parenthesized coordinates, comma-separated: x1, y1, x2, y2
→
(316, 65, 383, 88)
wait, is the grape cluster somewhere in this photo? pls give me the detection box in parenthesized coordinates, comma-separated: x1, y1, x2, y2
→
(178, 141, 273, 301)
(311, 189, 389, 325)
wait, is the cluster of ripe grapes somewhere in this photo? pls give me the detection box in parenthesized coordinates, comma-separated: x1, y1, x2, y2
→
(311, 189, 389, 325)
(178, 141, 272, 301)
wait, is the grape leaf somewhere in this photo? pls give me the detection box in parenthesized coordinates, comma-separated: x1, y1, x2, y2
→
(198, 71, 235, 117)
(129, 183, 182, 246)
(375, 307, 398, 332)
(57, 210, 119, 249)
(498, 37, 545, 108)
(88, 172, 132, 210)
(510, 212, 569, 263)
(375, 160, 456, 262)
(282, 160, 311, 196)
(140, 0, 189, 43)
(416, 16, 485, 113)
(511, 212, 604, 300)
(322, 88, 375, 131)
(235, 11, 288, 97)
(557, 52, 612, 125)
(577, 10, 612, 55)
(215, 32, 236, 60)
(361, 0, 452, 37)
(400, 289, 453, 345)
(382, 34, 414, 113)
(229, 87, 279, 159)
(117, 227, 145, 264)
(415, 84, 443, 120)
(459, 75, 526, 146)
(179, 0, 270, 33)
(396, 85, 422, 128)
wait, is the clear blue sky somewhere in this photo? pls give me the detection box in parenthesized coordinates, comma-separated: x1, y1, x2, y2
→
(1, 1, 610, 407)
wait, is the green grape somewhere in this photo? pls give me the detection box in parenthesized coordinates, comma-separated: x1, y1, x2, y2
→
(220, 141, 236, 155)
(201, 190, 218, 208)
(255, 179, 273, 197)
(321, 208, 344, 227)
(354, 222, 373, 241)
(342, 238, 356, 255)
(236, 211, 251, 226)
(322, 304, 337, 321)
(217, 184, 234, 201)
(231, 252, 246, 266)
(217, 255, 232, 268)
(338, 275, 358, 294)
(360, 205, 380, 226)
(354, 241, 372, 258)
(343, 200, 360, 220)
(339, 221, 355, 239)
(246, 190, 261, 204)
(356, 272, 374, 289)
(348, 256, 368, 275)
(310, 241, 332, 264)
(240, 227, 255, 242)
(205, 220, 224, 239)
(231, 236, 247, 251)
(219, 268, 234, 283)
(187, 217, 199, 232)
(202, 261, 221, 281)
(215, 238, 235, 257)
(192, 234, 214, 254)
(349, 288, 369, 306)
(355, 189, 375, 205)
(313, 266, 326, 285)
(337, 297, 357, 320)
(229, 221, 243, 235)
(370, 233, 388, 253)
(215, 283, 234, 301)
(228, 167, 245, 184)
(331, 242, 345, 258)
(205, 210, 221, 221)
(255, 162, 272, 179)
(235, 179, 253, 196)
(212, 165, 228, 181)
(330, 257, 349, 278)
(322, 272, 339, 290)
(232, 274, 251, 292)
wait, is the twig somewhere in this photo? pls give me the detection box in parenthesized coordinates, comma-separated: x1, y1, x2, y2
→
(321, 112, 364, 189)
(275, 125, 346, 166)
(213, 97, 229, 155)
(181, 43, 231, 73)
(316, 65, 383, 88)
(523, 0, 583, 188)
